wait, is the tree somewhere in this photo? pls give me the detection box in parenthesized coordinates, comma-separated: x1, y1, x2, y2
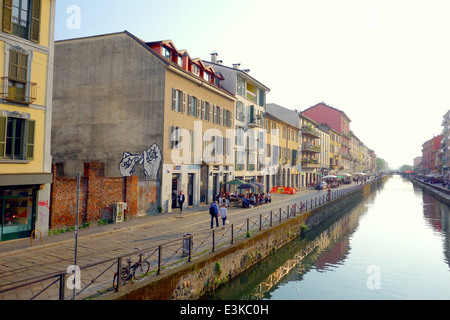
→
(376, 158, 389, 172)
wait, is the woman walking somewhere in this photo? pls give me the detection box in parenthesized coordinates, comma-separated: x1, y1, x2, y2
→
(220, 204, 228, 230)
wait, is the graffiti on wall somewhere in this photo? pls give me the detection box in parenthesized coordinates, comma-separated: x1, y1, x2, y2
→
(119, 144, 162, 179)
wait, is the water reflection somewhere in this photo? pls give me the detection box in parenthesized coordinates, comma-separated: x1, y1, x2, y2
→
(420, 191, 450, 267)
(206, 176, 450, 300)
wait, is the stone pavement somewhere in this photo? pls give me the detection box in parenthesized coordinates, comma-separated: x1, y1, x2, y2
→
(0, 183, 358, 300)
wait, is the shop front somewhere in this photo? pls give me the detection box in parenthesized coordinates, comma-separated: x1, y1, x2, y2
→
(0, 187, 37, 242)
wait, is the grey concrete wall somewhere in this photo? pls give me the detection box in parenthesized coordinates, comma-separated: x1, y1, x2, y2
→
(52, 33, 166, 179)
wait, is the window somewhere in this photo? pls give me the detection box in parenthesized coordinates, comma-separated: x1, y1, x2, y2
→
(187, 95, 198, 117)
(192, 64, 200, 76)
(4, 49, 34, 104)
(236, 101, 244, 121)
(177, 55, 183, 67)
(162, 47, 171, 59)
(203, 72, 210, 82)
(170, 126, 181, 150)
(237, 77, 245, 97)
(3, 0, 41, 42)
(0, 116, 35, 160)
(171, 88, 185, 113)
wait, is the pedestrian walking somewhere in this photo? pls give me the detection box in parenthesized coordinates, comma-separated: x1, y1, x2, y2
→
(178, 191, 185, 213)
(225, 192, 230, 207)
(219, 204, 227, 229)
(209, 201, 219, 229)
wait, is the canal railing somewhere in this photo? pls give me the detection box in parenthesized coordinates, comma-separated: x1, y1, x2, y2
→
(0, 178, 381, 300)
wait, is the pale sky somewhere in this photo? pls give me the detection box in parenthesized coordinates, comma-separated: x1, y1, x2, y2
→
(55, 0, 450, 169)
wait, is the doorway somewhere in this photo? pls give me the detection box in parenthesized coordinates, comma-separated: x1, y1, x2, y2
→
(171, 174, 180, 209)
(187, 173, 194, 206)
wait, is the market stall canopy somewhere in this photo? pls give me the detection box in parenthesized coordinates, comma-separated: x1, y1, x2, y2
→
(226, 179, 245, 185)
(237, 183, 259, 190)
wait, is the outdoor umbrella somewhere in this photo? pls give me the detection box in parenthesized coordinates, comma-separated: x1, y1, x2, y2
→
(237, 183, 258, 190)
(323, 175, 337, 179)
(226, 179, 245, 185)
(254, 183, 265, 189)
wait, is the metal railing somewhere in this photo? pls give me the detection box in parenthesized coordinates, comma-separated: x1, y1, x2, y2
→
(0, 77, 37, 104)
(0, 179, 378, 300)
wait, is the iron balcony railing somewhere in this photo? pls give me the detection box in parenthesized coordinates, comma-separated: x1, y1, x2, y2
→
(301, 125, 320, 138)
(1, 77, 37, 105)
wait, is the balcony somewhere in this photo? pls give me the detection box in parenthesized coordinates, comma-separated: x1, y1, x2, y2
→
(301, 158, 320, 168)
(301, 125, 320, 138)
(248, 114, 263, 128)
(302, 142, 321, 153)
(1, 77, 37, 105)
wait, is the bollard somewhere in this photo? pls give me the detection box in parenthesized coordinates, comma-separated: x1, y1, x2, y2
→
(182, 233, 193, 258)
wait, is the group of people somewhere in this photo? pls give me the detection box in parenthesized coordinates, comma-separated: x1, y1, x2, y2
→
(209, 200, 228, 229)
(241, 192, 271, 208)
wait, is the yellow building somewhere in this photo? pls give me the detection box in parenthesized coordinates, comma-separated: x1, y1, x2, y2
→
(265, 104, 300, 191)
(0, 0, 55, 241)
(329, 128, 341, 174)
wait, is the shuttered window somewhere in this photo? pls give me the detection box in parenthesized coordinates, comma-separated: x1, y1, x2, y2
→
(0, 116, 35, 160)
(2, 0, 41, 43)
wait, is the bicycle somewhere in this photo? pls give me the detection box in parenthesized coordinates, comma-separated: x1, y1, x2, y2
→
(113, 248, 150, 290)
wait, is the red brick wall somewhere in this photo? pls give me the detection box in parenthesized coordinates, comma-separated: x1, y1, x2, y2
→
(50, 162, 138, 230)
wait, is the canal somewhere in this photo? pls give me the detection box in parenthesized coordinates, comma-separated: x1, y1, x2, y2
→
(204, 175, 450, 300)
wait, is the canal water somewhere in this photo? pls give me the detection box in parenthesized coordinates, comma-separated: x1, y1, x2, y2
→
(205, 175, 450, 300)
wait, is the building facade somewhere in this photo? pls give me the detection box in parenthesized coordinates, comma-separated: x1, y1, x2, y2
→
(442, 110, 450, 178)
(317, 124, 330, 177)
(299, 114, 320, 187)
(265, 103, 300, 191)
(52, 32, 235, 215)
(301, 102, 352, 174)
(421, 135, 444, 174)
(204, 54, 269, 187)
(329, 128, 342, 174)
(0, 0, 55, 241)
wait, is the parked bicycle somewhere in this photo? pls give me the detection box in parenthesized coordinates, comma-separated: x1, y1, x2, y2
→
(113, 248, 150, 290)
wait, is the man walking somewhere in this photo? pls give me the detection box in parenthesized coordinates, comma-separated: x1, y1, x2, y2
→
(178, 191, 185, 213)
(209, 201, 219, 229)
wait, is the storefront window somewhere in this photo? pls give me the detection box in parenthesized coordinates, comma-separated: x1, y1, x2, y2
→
(0, 188, 35, 241)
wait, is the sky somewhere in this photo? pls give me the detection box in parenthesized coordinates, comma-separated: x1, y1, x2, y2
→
(54, 0, 450, 169)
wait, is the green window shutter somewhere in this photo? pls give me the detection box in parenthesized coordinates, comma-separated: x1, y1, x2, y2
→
(18, 52, 28, 82)
(9, 50, 28, 81)
(30, 0, 41, 43)
(249, 105, 255, 123)
(9, 50, 19, 80)
(2, 0, 12, 34)
(0, 116, 6, 159)
(26, 119, 35, 160)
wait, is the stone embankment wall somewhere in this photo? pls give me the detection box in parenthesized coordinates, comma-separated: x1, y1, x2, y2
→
(100, 177, 386, 300)
(411, 179, 450, 205)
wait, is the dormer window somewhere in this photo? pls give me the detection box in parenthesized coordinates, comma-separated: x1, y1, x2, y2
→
(162, 46, 171, 60)
(192, 64, 199, 76)
(177, 55, 183, 67)
(203, 72, 210, 82)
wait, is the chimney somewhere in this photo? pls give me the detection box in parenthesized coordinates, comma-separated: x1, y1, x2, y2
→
(217, 60, 223, 65)
(211, 52, 218, 64)
(233, 63, 241, 70)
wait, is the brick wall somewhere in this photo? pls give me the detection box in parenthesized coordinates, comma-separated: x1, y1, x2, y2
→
(50, 161, 138, 230)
